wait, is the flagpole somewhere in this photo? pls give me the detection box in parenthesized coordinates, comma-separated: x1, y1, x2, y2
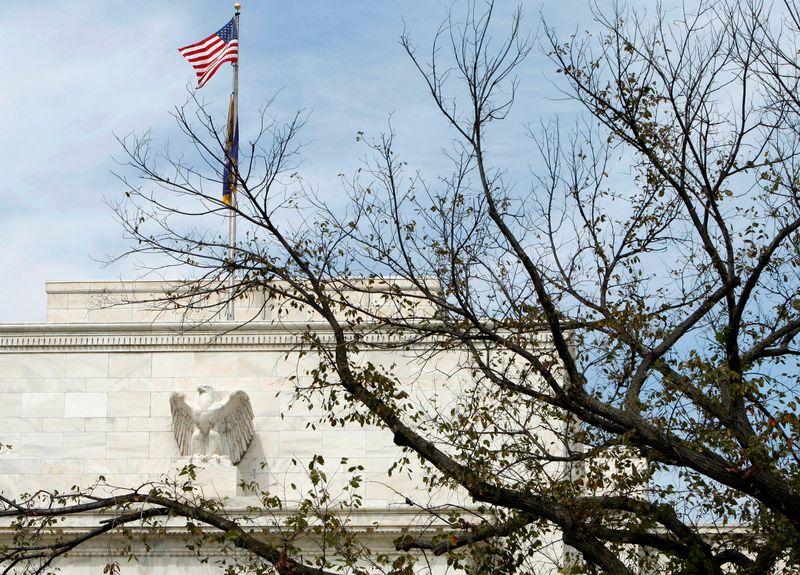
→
(226, 2, 241, 321)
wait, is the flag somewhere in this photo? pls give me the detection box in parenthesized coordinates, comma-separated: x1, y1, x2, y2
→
(222, 95, 239, 206)
(179, 18, 238, 88)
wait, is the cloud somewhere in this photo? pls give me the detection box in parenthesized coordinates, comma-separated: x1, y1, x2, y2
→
(0, 0, 602, 322)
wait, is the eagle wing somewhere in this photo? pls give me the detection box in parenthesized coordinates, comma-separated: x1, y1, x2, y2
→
(170, 392, 195, 457)
(214, 391, 254, 464)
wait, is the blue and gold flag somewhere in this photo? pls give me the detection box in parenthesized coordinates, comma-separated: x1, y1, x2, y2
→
(222, 95, 239, 206)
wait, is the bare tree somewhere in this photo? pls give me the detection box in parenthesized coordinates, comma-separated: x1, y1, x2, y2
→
(4, 1, 800, 574)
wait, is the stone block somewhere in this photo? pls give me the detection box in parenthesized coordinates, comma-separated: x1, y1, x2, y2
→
(246, 391, 281, 417)
(0, 355, 24, 378)
(322, 470, 367, 500)
(43, 459, 85, 474)
(83, 459, 127, 475)
(0, 474, 23, 496)
(226, 376, 267, 392)
(127, 416, 171, 432)
(43, 473, 93, 494)
(194, 352, 237, 377)
(134, 377, 173, 392)
(365, 430, 400, 458)
(261, 456, 295, 476)
(85, 417, 127, 432)
(237, 352, 280, 377)
(66, 291, 92, 310)
(19, 433, 64, 459)
(130, 308, 168, 323)
(108, 354, 152, 378)
(150, 392, 172, 417)
(0, 379, 24, 392)
(107, 392, 151, 417)
(5, 377, 85, 393)
(240, 431, 279, 459)
(63, 432, 106, 459)
(66, 353, 109, 378)
(43, 378, 88, 392)
(89, 378, 130, 392)
(46, 291, 69, 310)
(46, 309, 83, 323)
(254, 415, 319, 432)
(172, 377, 204, 391)
(249, 471, 274, 492)
(0, 459, 41, 474)
(42, 417, 86, 432)
(0, 417, 42, 433)
(87, 307, 134, 323)
(363, 472, 420, 506)
(273, 471, 313, 496)
(115, 473, 159, 489)
(65, 392, 107, 418)
(127, 458, 172, 474)
(279, 392, 329, 417)
(279, 430, 323, 456)
(149, 431, 181, 459)
(23, 354, 67, 378)
(22, 392, 64, 418)
(323, 430, 367, 459)
(106, 432, 149, 459)
(0, 434, 20, 459)
(0, 393, 20, 417)
(174, 459, 239, 499)
(267, 414, 323, 432)
(151, 353, 195, 378)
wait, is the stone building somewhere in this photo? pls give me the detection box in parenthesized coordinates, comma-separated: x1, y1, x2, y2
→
(0, 280, 568, 573)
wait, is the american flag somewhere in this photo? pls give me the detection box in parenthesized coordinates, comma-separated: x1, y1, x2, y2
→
(178, 18, 238, 89)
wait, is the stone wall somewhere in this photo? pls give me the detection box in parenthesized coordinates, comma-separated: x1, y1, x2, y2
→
(0, 280, 565, 574)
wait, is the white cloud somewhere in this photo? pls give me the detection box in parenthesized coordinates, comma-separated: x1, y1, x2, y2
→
(0, 0, 609, 322)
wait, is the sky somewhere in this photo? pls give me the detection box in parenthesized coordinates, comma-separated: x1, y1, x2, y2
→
(0, 0, 612, 323)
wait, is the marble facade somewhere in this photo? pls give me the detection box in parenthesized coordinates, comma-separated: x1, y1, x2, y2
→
(0, 280, 566, 573)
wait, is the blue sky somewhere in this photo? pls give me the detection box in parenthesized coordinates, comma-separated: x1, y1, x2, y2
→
(0, 1, 612, 322)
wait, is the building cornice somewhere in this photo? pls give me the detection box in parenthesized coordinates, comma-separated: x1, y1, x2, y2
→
(0, 507, 450, 558)
(0, 322, 331, 353)
(0, 322, 445, 353)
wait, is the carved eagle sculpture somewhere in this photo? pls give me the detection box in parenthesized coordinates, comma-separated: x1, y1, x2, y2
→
(170, 386, 254, 465)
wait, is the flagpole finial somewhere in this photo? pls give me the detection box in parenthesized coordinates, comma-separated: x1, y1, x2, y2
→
(234, 3, 241, 11)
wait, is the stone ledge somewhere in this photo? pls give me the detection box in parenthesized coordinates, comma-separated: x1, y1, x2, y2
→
(0, 506, 459, 532)
(0, 324, 499, 353)
(0, 331, 310, 353)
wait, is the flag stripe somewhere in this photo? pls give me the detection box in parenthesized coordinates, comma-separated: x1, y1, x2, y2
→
(197, 49, 238, 87)
(181, 41, 225, 62)
(189, 44, 236, 73)
(178, 35, 221, 56)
